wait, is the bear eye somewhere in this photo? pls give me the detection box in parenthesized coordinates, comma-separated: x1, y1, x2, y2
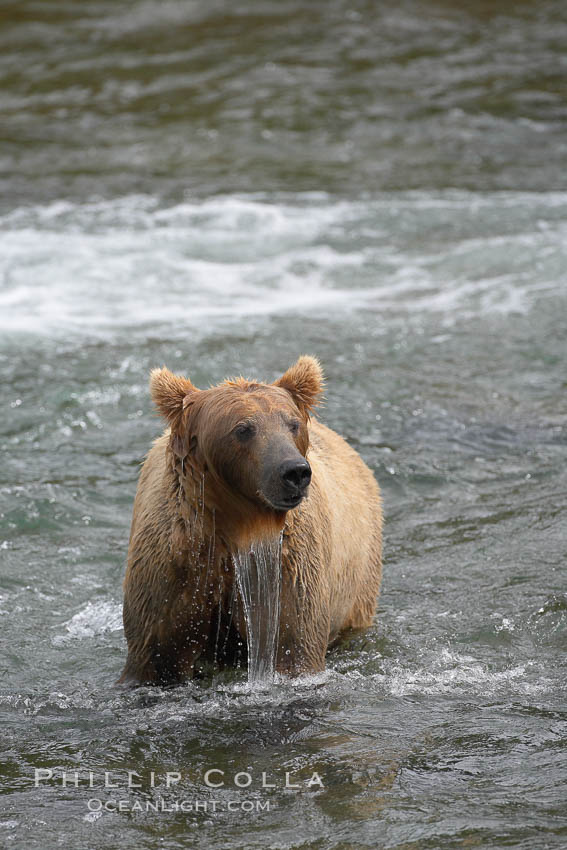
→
(289, 420, 300, 435)
(234, 422, 256, 441)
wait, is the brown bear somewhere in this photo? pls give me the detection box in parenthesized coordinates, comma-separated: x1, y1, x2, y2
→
(119, 356, 383, 685)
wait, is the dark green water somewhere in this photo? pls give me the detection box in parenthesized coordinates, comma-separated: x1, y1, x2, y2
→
(1, 2, 566, 848)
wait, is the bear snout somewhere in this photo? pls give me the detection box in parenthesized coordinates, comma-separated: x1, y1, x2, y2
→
(280, 458, 312, 495)
(272, 457, 312, 508)
(260, 455, 312, 511)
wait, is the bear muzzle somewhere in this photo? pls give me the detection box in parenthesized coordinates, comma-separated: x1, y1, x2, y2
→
(280, 458, 311, 501)
(261, 457, 312, 511)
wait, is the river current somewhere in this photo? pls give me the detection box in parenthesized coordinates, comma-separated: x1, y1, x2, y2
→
(1, 2, 566, 848)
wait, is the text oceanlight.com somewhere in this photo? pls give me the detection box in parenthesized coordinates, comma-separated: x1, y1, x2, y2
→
(87, 798, 272, 813)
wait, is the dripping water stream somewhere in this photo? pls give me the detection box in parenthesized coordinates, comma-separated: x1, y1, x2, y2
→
(233, 535, 283, 683)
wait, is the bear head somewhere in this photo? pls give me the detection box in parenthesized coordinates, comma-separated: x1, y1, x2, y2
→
(149, 356, 324, 537)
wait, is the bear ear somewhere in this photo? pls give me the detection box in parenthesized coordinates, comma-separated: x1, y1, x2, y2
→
(274, 355, 324, 418)
(149, 367, 200, 425)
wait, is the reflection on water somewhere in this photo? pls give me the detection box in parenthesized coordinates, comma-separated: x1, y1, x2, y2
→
(1, 1, 566, 848)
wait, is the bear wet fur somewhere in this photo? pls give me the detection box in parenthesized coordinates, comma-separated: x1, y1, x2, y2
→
(119, 356, 383, 685)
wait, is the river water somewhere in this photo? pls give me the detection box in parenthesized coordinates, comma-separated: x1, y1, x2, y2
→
(1, 1, 566, 848)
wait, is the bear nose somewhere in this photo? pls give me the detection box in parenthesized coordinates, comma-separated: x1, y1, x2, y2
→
(280, 459, 312, 493)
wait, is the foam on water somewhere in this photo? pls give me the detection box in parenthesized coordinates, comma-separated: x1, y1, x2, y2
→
(1, 648, 545, 722)
(63, 600, 123, 638)
(1, 192, 565, 339)
(373, 650, 548, 698)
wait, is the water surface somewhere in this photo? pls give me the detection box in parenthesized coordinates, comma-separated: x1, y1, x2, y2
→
(1, 2, 566, 848)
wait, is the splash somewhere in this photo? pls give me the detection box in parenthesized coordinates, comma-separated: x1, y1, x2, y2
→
(233, 535, 283, 684)
(63, 600, 123, 638)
